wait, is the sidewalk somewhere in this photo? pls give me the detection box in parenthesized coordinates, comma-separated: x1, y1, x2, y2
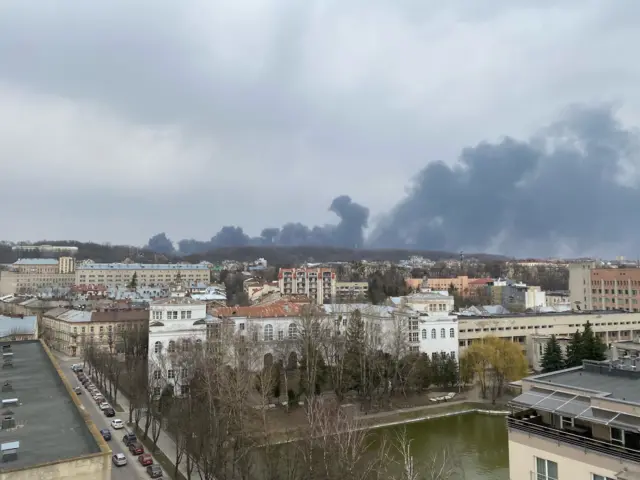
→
(116, 392, 199, 480)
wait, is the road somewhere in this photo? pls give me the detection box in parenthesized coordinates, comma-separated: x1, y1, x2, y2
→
(57, 356, 151, 480)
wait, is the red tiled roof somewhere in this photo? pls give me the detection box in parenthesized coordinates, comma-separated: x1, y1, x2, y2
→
(211, 301, 303, 318)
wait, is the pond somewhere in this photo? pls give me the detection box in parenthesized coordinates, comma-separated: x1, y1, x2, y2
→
(372, 412, 510, 479)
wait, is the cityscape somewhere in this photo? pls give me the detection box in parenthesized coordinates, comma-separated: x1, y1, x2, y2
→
(3, 1, 640, 480)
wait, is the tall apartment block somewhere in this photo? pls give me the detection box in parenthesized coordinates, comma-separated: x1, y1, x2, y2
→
(591, 268, 640, 313)
(277, 267, 336, 304)
(569, 261, 596, 311)
(508, 358, 640, 480)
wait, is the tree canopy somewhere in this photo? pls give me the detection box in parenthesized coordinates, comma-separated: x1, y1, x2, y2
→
(540, 335, 564, 373)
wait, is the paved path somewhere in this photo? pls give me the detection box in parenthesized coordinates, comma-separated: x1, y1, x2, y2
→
(54, 353, 151, 480)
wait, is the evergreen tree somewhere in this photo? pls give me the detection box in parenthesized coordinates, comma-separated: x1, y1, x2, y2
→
(127, 272, 138, 290)
(565, 330, 584, 367)
(343, 309, 366, 391)
(581, 321, 607, 361)
(540, 335, 564, 373)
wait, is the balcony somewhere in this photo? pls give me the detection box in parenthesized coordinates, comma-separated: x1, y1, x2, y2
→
(507, 416, 640, 464)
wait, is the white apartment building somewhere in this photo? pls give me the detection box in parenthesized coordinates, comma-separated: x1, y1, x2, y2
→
(393, 291, 455, 315)
(0, 258, 76, 295)
(76, 262, 210, 287)
(278, 267, 336, 303)
(508, 359, 640, 480)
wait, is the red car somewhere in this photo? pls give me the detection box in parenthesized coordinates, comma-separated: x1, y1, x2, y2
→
(128, 442, 144, 455)
(138, 453, 153, 466)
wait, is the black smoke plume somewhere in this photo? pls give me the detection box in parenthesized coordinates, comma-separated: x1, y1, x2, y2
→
(150, 105, 639, 257)
(370, 104, 640, 256)
(171, 195, 369, 254)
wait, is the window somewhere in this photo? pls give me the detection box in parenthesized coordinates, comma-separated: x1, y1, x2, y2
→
(449, 328, 455, 338)
(153, 387, 161, 396)
(431, 329, 436, 339)
(153, 370, 161, 380)
(422, 329, 427, 339)
(611, 427, 624, 446)
(195, 339, 202, 349)
(181, 368, 188, 378)
(311, 322, 320, 337)
(182, 339, 190, 351)
(592, 475, 615, 480)
(239, 323, 245, 331)
(152, 311, 162, 320)
(288, 323, 298, 339)
(167, 370, 175, 379)
(264, 324, 274, 341)
(450, 351, 456, 359)
(168, 340, 176, 353)
(180, 384, 190, 395)
(278, 330, 284, 340)
(440, 328, 445, 338)
(409, 332, 418, 342)
(560, 416, 573, 429)
(535, 457, 558, 480)
(154, 341, 162, 353)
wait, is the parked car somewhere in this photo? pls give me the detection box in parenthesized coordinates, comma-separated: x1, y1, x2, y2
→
(99, 402, 111, 410)
(111, 419, 124, 429)
(112, 453, 127, 467)
(128, 442, 144, 456)
(122, 431, 137, 446)
(138, 453, 153, 466)
(71, 363, 83, 372)
(104, 407, 116, 417)
(100, 429, 111, 441)
(146, 464, 163, 478)
(94, 396, 105, 404)
(73, 387, 82, 395)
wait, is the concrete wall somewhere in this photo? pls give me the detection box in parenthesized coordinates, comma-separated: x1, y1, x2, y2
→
(0, 454, 111, 480)
(508, 431, 623, 480)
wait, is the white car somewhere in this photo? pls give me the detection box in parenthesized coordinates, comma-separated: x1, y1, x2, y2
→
(112, 453, 127, 467)
(99, 402, 111, 410)
(111, 419, 124, 429)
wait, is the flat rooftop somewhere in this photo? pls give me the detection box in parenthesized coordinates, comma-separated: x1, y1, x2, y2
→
(0, 341, 100, 471)
(534, 360, 640, 404)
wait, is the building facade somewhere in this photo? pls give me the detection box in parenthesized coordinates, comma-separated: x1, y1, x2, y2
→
(0, 258, 75, 295)
(569, 261, 596, 310)
(148, 296, 210, 396)
(277, 267, 336, 303)
(334, 281, 369, 302)
(75, 262, 210, 287)
(591, 267, 640, 313)
(40, 307, 148, 356)
(508, 359, 640, 480)
(426, 276, 469, 296)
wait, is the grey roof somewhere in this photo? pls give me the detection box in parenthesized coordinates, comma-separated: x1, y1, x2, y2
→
(77, 263, 208, 271)
(13, 259, 58, 265)
(0, 316, 37, 338)
(0, 341, 100, 471)
(533, 365, 640, 404)
(323, 304, 395, 317)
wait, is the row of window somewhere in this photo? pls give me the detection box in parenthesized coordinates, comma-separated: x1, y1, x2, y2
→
(419, 328, 455, 340)
(535, 456, 614, 480)
(152, 310, 192, 320)
(592, 288, 639, 295)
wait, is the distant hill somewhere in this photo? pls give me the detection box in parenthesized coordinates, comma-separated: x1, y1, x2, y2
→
(0, 240, 508, 265)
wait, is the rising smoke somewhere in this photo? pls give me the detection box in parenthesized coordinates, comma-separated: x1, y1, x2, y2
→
(150, 105, 640, 257)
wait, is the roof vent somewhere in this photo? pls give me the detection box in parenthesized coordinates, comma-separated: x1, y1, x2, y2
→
(1, 415, 16, 429)
(1, 382, 12, 393)
(1, 441, 19, 463)
(1, 399, 18, 407)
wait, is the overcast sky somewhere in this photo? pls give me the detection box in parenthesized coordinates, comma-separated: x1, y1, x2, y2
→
(2, 1, 640, 255)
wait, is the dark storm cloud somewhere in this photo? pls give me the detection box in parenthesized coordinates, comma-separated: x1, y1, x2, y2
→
(370, 105, 640, 256)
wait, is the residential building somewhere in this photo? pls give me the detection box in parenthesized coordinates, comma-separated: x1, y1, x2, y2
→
(483, 279, 546, 311)
(0, 315, 38, 341)
(467, 278, 493, 297)
(40, 306, 148, 356)
(508, 358, 640, 480)
(243, 279, 279, 302)
(591, 267, 640, 312)
(277, 267, 336, 304)
(12, 244, 79, 254)
(569, 261, 596, 310)
(392, 291, 455, 315)
(0, 258, 76, 295)
(334, 281, 369, 302)
(546, 290, 570, 308)
(75, 262, 210, 287)
(0, 340, 110, 479)
(426, 276, 469, 296)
